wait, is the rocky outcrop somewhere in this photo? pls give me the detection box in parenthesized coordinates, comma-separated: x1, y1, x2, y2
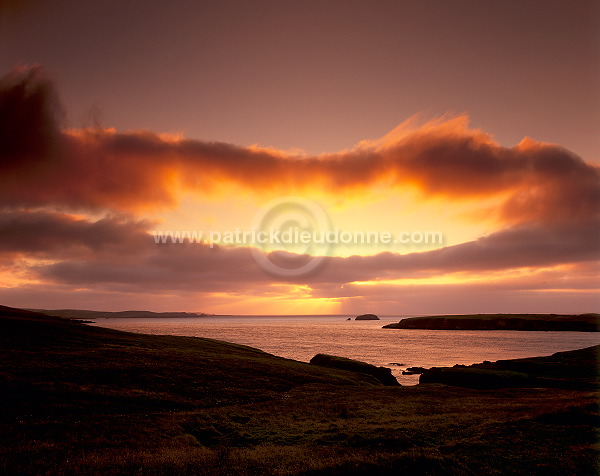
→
(402, 366, 427, 375)
(355, 314, 380, 320)
(419, 345, 600, 390)
(310, 354, 399, 386)
(383, 314, 599, 332)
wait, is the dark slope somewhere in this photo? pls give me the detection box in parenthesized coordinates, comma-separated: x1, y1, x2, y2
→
(1, 305, 598, 475)
(0, 306, 379, 419)
(420, 345, 600, 389)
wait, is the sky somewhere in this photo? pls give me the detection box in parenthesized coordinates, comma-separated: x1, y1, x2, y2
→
(0, 0, 599, 314)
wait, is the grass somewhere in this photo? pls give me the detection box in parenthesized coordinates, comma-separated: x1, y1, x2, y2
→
(0, 306, 599, 475)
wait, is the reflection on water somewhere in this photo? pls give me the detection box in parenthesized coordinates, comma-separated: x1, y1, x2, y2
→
(91, 315, 600, 385)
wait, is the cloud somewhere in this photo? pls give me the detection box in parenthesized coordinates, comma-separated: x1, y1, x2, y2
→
(16, 217, 595, 294)
(32, 243, 271, 293)
(0, 65, 64, 172)
(4, 244, 597, 314)
(0, 209, 153, 259)
(311, 220, 600, 285)
(0, 65, 598, 313)
(0, 208, 596, 314)
(1, 65, 598, 230)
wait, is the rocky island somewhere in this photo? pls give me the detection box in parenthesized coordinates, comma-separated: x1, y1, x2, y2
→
(355, 313, 380, 320)
(383, 313, 599, 331)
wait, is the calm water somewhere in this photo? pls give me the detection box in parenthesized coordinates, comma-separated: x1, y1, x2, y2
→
(91, 315, 600, 385)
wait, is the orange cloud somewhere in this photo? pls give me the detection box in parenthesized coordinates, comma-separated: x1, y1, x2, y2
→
(1, 66, 598, 231)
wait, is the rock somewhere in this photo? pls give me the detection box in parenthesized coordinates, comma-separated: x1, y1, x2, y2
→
(355, 314, 380, 320)
(402, 366, 427, 375)
(310, 354, 399, 386)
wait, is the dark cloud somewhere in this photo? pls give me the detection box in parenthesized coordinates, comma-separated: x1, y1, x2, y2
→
(0, 209, 153, 260)
(311, 220, 600, 285)
(34, 243, 272, 293)
(22, 218, 597, 294)
(0, 65, 64, 173)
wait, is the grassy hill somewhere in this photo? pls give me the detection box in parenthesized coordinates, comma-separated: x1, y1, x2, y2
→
(0, 305, 379, 418)
(0, 305, 598, 475)
(420, 345, 600, 390)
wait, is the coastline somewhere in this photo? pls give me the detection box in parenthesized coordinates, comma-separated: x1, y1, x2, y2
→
(1, 305, 598, 474)
(86, 312, 600, 387)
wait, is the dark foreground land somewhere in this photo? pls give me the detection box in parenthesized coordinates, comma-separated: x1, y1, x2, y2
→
(0, 305, 599, 475)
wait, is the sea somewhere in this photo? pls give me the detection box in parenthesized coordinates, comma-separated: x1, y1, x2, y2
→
(91, 315, 600, 385)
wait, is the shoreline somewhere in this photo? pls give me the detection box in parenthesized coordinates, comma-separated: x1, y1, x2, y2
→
(1, 304, 599, 474)
(88, 313, 600, 380)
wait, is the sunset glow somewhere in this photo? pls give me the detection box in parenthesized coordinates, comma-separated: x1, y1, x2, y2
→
(0, 0, 598, 314)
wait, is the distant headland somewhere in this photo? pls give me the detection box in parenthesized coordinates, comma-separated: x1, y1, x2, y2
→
(26, 308, 211, 320)
(383, 314, 599, 332)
